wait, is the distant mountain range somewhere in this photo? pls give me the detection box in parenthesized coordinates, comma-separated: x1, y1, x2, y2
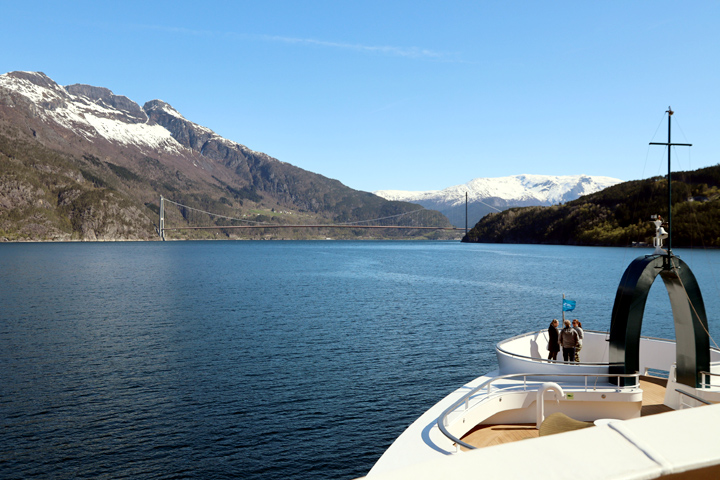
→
(0, 71, 450, 241)
(374, 174, 622, 227)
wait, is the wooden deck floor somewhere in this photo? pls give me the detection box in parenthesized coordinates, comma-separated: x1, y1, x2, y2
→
(460, 376, 670, 450)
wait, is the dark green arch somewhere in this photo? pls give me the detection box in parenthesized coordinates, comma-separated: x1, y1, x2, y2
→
(609, 254, 709, 387)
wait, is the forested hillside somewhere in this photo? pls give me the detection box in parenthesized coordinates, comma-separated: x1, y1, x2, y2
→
(463, 164, 720, 247)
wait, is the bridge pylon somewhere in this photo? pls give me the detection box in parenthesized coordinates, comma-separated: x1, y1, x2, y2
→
(159, 196, 165, 241)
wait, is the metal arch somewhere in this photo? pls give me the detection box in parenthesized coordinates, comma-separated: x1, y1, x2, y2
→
(609, 254, 710, 387)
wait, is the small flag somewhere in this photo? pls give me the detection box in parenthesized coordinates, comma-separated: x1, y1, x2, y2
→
(562, 299, 576, 312)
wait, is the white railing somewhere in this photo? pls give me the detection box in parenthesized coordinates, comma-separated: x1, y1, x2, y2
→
(700, 370, 720, 389)
(495, 329, 623, 366)
(437, 372, 640, 451)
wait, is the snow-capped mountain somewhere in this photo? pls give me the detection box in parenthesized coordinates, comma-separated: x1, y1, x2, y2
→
(0, 71, 287, 192)
(374, 174, 622, 227)
(0, 72, 271, 170)
(0, 71, 452, 241)
(0, 72, 184, 154)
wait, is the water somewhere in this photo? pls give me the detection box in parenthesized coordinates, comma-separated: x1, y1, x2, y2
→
(2, 241, 720, 479)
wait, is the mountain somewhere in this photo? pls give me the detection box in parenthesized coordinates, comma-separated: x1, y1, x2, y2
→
(462, 165, 720, 247)
(373, 174, 622, 228)
(0, 71, 451, 241)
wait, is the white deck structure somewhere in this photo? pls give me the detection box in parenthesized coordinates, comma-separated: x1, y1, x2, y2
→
(365, 330, 720, 479)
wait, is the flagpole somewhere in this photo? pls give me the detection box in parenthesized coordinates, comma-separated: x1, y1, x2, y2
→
(562, 294, 566, 323)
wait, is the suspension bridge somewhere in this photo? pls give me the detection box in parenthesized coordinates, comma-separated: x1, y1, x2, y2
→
(156, 196, 467, 240)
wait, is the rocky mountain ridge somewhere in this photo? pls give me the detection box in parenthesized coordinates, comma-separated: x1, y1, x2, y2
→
(0, 71, 451, 241)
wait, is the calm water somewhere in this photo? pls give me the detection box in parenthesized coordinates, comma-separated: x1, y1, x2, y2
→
(2, 241, 720, 479)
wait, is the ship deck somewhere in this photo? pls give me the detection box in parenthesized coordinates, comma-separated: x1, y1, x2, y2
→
(459, 375, 671, 449)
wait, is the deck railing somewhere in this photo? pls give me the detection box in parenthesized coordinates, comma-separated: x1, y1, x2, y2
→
(699, 370, 720, 389)
(495, 329, 676, 366)
(676, 388, 713, 407)
(437, 371, 640, 451)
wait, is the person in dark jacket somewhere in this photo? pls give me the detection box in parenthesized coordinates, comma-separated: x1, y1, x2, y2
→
(559, 319, 579, 362)
(547, 319, 560, 360)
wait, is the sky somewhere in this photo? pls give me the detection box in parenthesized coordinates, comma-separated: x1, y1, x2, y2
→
(2, 1, 720, 192)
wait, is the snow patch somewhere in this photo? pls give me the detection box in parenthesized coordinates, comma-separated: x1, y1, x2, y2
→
(0, 72, 184, 154)
(375, 174, 622, 206)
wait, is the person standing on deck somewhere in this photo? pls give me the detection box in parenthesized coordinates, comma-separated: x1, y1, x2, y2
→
(559, 319, 579, 362)
(547, 319, 560, 360)
(573, 319, 584, 362)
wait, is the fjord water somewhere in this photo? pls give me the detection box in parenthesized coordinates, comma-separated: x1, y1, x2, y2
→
(2, 241, 719, 479)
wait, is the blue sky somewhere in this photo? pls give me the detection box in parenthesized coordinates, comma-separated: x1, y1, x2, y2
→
(3, 1, 719, 192)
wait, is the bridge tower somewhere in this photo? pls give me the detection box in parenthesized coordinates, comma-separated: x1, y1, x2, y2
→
(159, 196, 165, 241)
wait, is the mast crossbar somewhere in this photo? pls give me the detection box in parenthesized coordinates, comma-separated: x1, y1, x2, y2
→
(648, 107, 692, 256)
(649, 142, 692, 147)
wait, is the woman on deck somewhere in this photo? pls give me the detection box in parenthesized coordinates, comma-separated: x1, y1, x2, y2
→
(547, 319, 560, 360)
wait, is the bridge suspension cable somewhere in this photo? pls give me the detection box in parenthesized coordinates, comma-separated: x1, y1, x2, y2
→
(162, 197, 275, 225)
(156, 196, 462, 240)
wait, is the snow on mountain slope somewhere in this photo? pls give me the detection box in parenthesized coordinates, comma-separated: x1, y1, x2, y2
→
(374, 174, 623, 227)
(375, 174, 622, 206)
(0, 71, 183, 154)
(142, 99, 269, 161)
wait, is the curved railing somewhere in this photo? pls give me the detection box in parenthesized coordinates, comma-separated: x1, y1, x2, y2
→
(495, 329, 624, 366)
(495, 330, 703, 366)
(436, 371, 641, 451)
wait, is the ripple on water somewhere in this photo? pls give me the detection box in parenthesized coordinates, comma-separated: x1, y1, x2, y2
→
(1, 242, 718, 479)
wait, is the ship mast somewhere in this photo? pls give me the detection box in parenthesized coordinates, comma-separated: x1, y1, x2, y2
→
(649, 107, 691, 258)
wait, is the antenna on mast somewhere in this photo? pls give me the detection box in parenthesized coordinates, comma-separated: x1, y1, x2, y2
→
(649, 106, 691, 259)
